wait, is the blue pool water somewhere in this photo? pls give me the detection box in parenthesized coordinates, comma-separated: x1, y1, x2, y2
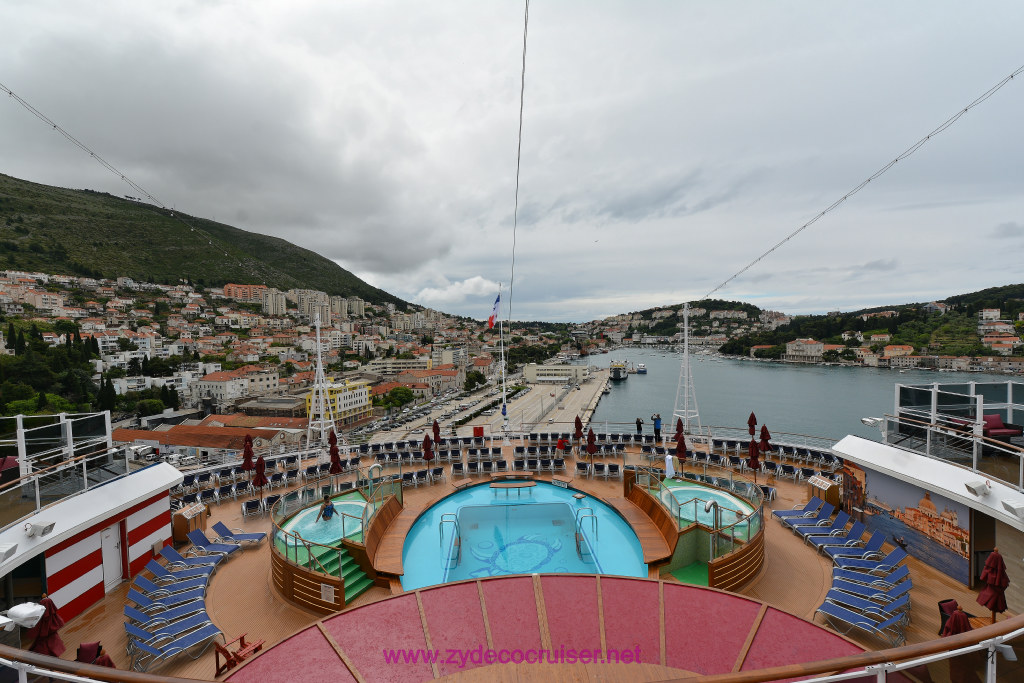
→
(279, 494, 367, 545)
(401, 482, 647, 590)
(661, 480, 759, 535)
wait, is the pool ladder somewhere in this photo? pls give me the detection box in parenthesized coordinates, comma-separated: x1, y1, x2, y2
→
(439, 513, 461, 569)
(574, 508, 598, 561)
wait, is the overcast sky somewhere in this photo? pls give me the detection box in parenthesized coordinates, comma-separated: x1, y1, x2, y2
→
(2, 2, 1022, 323)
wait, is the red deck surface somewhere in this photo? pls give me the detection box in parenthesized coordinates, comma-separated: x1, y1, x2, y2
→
(227, 626, 354, 683)
(323, 592, 432, 683)
(419, 582, 489, 677)
(480, 575, 542, 653)
(741, 607, 864, 672)
(664, 583, 763, 674)
(230, 575, 867, 681)
(541, 575, 602, 653)
(601, 576, 661, 664)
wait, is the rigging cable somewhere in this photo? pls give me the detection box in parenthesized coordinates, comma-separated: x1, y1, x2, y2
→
(0, 80, 268, 285)
(702, 62, 1024, 301)
(506, 0, 530, 325)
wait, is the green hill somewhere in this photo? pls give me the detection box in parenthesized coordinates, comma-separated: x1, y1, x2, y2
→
(0, 173, 406, 307)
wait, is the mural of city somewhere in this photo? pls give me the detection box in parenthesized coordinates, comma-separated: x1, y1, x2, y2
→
(841, 462, 970, 585)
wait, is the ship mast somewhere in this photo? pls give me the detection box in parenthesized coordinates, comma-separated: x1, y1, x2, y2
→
(672, 303, 702, 435)
(305, 315, 338, 449)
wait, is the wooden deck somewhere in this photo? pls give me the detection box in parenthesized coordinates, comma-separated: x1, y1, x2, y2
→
(51, 443, 1018, 680)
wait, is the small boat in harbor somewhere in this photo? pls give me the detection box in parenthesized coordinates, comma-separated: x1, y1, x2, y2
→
(636, 363, 647, 374)
(610, 360, 628, 380)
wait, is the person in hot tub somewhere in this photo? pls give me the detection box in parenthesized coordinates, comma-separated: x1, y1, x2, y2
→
(315, 494, 336, 523)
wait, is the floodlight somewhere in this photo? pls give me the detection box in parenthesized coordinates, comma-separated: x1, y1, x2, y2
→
(965, 480, 990, 496)
(24, 521, 55, 537)
(860, 417, 883, 428)
(996, 643, 1017, 662)
(0, 543, 16, 563)
(1002, 500, 1024, 516)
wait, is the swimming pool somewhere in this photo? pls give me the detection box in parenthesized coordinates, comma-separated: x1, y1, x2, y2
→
(661, 479, 760, 536)
(401, 482, 647, 590)
(278, 491, 368, 546)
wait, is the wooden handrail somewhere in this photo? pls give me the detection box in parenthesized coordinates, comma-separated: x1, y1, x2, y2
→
(0, 441, 112, 496)
(0, 643, 205, 683)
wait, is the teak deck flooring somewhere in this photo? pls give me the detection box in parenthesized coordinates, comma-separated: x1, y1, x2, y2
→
(54, 443, 1013, 681)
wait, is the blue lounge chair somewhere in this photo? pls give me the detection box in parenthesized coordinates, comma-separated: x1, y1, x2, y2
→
(160, 545, 223, 570)
(823, 592, 911, 626)
(125, 611, 212, 646)
(771, 496, 823, 521)
(808, 521, 866, 552)
(128, 622, 223, 672)
(134, 575, 207, 598)
(125, 602, 205, 628)
(833, 564, 910, 589)
(780, 503, 835, 530)
(833, 547, 907, 573)
(211, 521, 266, 546)
(145, 559, 214, 583)
(186, 529, 241, 558)
(824, 530, 886, 562)
(795, 511, 849, 539)
(814, 601, 905, 647)
(128, 586, 206, 610)
(831, 577, 913, 604)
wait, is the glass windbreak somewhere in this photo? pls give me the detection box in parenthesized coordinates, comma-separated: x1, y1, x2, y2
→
(935, 389, 976, 420)
(976, 382, 1009, 405)
(898, 386, 934, 416)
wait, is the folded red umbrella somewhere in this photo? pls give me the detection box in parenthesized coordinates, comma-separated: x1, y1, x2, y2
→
(28, 597, 65, 658)
(977, 549, 1010, 615)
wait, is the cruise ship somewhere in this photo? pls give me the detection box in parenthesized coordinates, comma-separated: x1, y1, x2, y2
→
(1, 378, 1023, 682)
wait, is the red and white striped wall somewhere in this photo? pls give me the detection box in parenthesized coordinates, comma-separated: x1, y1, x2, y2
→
(44, 491, 172, 621)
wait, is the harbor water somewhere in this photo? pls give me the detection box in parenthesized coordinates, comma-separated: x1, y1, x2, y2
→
(588, 348, 1004, 441)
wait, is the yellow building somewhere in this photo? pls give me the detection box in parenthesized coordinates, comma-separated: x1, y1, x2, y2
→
(304, 378, 372, 426)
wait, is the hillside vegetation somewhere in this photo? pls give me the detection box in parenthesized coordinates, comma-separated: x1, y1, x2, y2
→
(0, 173, 405, 306)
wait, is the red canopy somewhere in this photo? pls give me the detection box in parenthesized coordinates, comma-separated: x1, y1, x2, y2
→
(674, 418, 683, 441)
(759, 424, 772, 453)
(676, 433, 687, 457)
(28, 597, 65, 658)
(328, 444, 343, 475)
(977, 549, 1010, 614)
(432, 420, 441, 443)
(586, 428, 596, 455)
(241, 434, 255, 472)
(422, 434, 434, 462)
(328, 429, 337, 447)
(747, 412, 757, 436)
(574, 416, 584, 440)
(252, 455, 269, 489)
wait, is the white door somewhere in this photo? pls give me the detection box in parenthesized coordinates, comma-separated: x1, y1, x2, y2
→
(100, 524, 123, 592)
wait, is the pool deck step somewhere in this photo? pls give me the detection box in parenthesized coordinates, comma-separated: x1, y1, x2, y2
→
(344, 574, 374, 603)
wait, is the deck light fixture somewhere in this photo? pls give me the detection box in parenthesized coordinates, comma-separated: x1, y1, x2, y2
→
(0, 543, 16, 563)
(965, 480, 990, 496)
(1001, 500, 1024, 516)
(860, 417, 883, 428)
(24, 521, 54, 537)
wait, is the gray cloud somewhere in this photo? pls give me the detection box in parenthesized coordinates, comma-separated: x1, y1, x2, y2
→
(2, 1, 1023, 321)
(991, 222, 1024, 238)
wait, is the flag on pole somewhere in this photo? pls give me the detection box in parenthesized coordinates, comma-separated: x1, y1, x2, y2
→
(488, 294, 500, 329)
